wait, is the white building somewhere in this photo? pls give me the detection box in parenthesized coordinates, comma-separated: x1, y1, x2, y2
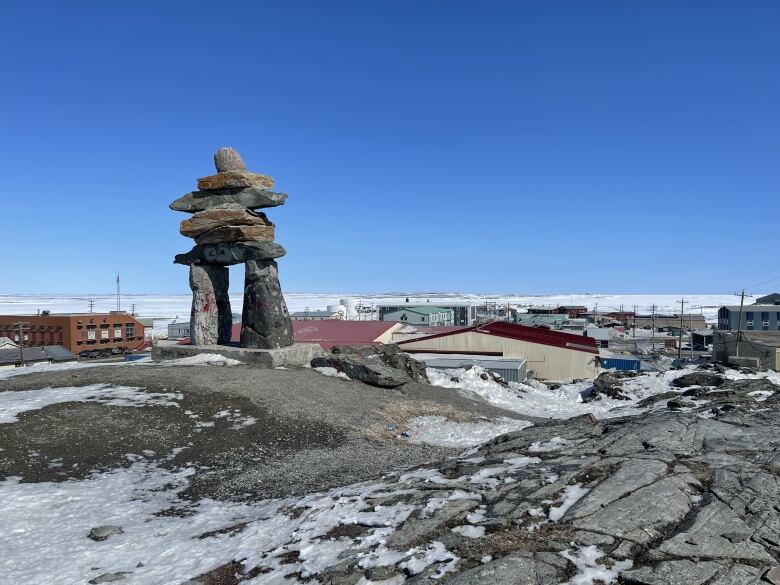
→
(383, 306, 454, 327)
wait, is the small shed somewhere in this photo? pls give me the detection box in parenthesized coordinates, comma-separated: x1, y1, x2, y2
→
(413, 353, 528, 383)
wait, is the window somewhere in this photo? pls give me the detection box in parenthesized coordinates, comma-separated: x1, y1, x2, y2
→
(125, 323, 135, 338)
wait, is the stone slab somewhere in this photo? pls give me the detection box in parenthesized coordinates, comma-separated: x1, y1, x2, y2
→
(180, 208, 272, 239)
(151, 343, 324, 368)
(170, 187, 287, 213)
(197, 170, 274, 191)
(174, 241, 286, 265)
(195, 224, 276, 245)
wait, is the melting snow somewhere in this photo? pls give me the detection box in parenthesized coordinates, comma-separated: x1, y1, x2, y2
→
(403, 415, 532, 448)
(548, 483, 589, 522)
(560, 545, 633, 585)
(314, 366, 350, 380)
(0, 384, 182, 424)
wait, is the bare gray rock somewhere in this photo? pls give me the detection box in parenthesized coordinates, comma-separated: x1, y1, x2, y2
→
(311, 354, 411, 388)
(671, 371, 724, 388)
(329, 344, 429, 383)
(87, 525, 123, 541)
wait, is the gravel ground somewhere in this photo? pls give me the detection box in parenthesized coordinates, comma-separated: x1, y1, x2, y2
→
(0, 363, 531, 500)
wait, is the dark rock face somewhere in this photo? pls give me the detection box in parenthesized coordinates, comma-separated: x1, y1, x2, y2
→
(586, 371, 636, 401)
(672, 371, 724, 388)
(174, 241, 286, 266)
(329, 344, 429, 383)
(306, 373, 780, 584)
(188, 264, 232, 345)
(240, 260, 293, 349)
(197, 169, 273, 191)
(169, 187, 287, 213)
(213, 146, 246, 172)
(311, 354, 411, 388)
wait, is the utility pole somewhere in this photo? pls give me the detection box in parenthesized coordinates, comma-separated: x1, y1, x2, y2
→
(651, 304, 656, 352)
(13, 322, 29, 367)
(131, 303, 136, 316)
(735, 289, 746, 358)
(677, 299, 686, 359)
(88, 299, 94, 314)
(116, 273, 121, 312)
(632, 304, 637, 338)
(690, 312, 694, 359)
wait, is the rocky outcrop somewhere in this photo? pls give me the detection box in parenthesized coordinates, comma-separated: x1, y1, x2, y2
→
(329, 344, 430, 383)
(304, 373, 780, 584)
(311, 353, 411, 388)
(671, 371, 724, 388)
(585, 371, 636, 401)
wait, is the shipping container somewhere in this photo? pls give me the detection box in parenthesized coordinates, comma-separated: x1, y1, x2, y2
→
(600, 357, 641, 372)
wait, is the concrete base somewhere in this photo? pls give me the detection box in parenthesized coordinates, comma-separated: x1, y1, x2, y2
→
(151, 342, 323, 368)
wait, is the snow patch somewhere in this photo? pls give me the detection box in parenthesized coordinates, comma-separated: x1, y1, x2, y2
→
(314, 366, 350, 380)
(548, 484, 589, 522)
(0, 384, 182, 424)
(560, 545, 633, 585)
(403, 415, 532, 448)
(160, 353, 241, 366)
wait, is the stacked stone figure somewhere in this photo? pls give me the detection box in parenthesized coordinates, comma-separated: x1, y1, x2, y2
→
(171, 148, 294, 349)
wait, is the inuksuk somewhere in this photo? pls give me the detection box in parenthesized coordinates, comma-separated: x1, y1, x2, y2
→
(170, 147, 294, 350)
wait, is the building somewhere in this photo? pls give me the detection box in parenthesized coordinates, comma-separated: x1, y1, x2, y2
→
(413, 353, 528, 383)
(0, 336, 18, 350)
(290, 310, 345, 321)
(691, 329, 714, 351)
(717, 305, 780, 331)
(0, 312, 146, 354)
(633, 314, 707, 331)
(383, 306, 454, 327)
(514, 314, 568, 329)
(291, 320, 404, 349)
(713, 330, 780, 370)
(605, 311, 636, 326)
(755, 293, 780, 305)
(583, 327, 615, 348)
(168, 320, 191, 340)
(0, 345, 78, 371)
(397, 321, 599, 380)
(557, 306, 588, 318)
(377, 302, 478, 326)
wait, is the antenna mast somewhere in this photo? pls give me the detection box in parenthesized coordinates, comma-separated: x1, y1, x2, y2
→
(116, 273, 121, 312)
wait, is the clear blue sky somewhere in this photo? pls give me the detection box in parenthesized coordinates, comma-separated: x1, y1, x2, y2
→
(2, 1, 778, 294)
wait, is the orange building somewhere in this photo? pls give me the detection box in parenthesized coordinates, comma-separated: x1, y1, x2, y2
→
(0, 312, 146, 354)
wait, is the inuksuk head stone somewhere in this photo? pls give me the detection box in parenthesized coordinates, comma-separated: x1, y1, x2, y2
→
(170, 148, 293, 349)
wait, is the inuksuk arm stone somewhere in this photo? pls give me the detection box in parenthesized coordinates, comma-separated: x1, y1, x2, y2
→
(197, 170, 274, 191)
(240, 259, 294, 349)
(169, 187, 287, 213)
(189, 264, 232, 345)
(174, 241, 286, 266)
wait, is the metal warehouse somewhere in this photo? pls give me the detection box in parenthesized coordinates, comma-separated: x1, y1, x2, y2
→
(397, 321, 599, 381)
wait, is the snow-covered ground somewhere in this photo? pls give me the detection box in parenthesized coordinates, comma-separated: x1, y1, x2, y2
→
(1, 354, 776, 582)
(0, 292, 746, 335)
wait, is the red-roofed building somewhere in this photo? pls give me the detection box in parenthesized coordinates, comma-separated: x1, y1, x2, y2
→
(397, 321, 599, 380)
(179, 320, 404, 349)
(292, 320, 403, 349)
